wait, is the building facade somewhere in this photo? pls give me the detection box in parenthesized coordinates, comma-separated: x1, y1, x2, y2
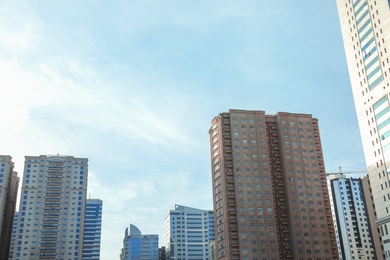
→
(165, 204, 214, 260)
(336, 0, 390, 258)
(0, 155, 19, 260)
(82, 199, 103, 260)
(11, 155, 88, 260)
(209, 110, 338, 260)
(209, 240, 216, 260)
(9, 211, 18, 260)
(361, 174, 384, 258)
(158, 246, 166, 260)
(329, 176, 377, 259)
(120, 224, 158, 260)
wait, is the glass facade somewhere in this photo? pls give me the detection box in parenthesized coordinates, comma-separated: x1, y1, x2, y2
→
(353, 0, 383, 89)
(374, 96, 390, 164)
(82, 199, 103, 260)
(336, 0, 390, 257)
(120, 224, 158, 260)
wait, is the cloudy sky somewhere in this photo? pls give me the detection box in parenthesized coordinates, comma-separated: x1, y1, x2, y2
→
(0, 0, 366, 259)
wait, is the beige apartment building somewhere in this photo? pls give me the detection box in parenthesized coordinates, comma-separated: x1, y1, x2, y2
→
(11, 155, 88, 260)
(209, 110, 338, 260)
(336, 0, 390, 258)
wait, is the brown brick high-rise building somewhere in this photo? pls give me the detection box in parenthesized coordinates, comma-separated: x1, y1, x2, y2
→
(209, 110, 338, 260)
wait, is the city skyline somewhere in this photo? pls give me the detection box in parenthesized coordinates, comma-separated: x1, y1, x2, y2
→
(0, 1, 366, 259)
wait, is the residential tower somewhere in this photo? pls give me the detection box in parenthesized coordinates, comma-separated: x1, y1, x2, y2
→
(209, 110, 338, 259)
(11, 155, 88, 260)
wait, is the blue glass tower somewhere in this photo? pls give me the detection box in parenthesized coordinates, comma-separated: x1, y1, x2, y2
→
(120, 224, 158, 260)
(82, 199, 103, 260)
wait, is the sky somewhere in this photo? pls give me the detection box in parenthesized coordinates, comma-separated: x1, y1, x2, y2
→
(0, 0, 367, 259)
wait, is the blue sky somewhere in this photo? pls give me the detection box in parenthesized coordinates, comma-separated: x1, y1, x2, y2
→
(0, 0, 366, 259)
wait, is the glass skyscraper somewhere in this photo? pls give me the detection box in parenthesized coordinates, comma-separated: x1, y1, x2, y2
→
(82, 199, 103, 260)
(336, 0, 390, 258)
(120, 224, 158, 260)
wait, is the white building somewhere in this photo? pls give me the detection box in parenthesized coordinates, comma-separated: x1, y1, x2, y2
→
(11, 155, 88, 260)
(336, 0, 390, 258)
(329, 176, 377, 259)
(165, 204, 214, 260)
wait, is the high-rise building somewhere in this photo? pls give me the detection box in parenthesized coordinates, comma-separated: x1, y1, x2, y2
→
(9, 211, 18, 260)
(209, 240, 216, 260)
(120, 224, 159, 260)
(209, 110, 338, 260)
(11, 155, 88, 260)
(158, 246, 166, 260)
(82, 198, 103, 260)
(0, 155, 19, 260)
(165, 204, 214, 260)
(361, 174, 384, 257)
(329, 176, 377, 259)
(336, 0, 390, 257)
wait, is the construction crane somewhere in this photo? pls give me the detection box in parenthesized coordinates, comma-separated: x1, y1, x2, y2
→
(326, 166, 367, 177)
